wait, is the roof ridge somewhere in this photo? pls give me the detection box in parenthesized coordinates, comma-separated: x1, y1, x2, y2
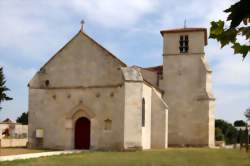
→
(36, 30, 127, 72)
(39, 31, 82, 71)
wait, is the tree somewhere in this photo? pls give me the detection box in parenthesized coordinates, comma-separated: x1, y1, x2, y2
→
(215, 119, 238, 144)
(215, 127, 224, 141)
(244, 126, 249, 152)
(16, 112, 28, 125)
(244, 107, 250, 120)
(0, 67, 12, 110)
(238, 128, 244, 146)
(209, 0, 250, 58)
(234, 120, 247, 126)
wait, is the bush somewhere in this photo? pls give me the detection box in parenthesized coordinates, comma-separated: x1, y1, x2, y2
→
(16, 112, 28, 125)
(215, 128, 224, 141)
(215, 119, 238, 144)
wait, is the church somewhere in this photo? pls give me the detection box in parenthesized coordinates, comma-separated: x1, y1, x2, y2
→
(28, 26, 215, 150)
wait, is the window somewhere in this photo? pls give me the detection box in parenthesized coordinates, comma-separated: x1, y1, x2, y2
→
(179, 35, 189, 53)
(104, 119, 112, 131)
(156, 72, 163, 87)
(45, 80, 50, 87)
(142, 98, 145, 127)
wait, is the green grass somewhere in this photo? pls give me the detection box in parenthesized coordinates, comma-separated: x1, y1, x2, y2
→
(1, 148, 250, 166)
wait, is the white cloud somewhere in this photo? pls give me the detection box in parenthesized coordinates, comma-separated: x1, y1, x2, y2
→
(0, 61, 36, 85)
(0, 1, 60, 60)
(70, 0, 159, 28)
(205, 38, 250, 122)
(215, 87, 250, 122)
(205, 40, 250, 87)
(214, 57, 250, 86)
(0, 0, 160, 61)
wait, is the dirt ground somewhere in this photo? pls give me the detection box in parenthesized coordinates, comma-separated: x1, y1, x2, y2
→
(0, 148, 47, 156)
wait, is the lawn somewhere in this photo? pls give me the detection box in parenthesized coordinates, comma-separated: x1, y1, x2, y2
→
(0, 148, 47, 156)
(1, 148, 250, 166)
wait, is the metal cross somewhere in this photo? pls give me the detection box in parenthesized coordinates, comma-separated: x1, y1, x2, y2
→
(80, 20, 85, 31)
(184, 19, 187, 28)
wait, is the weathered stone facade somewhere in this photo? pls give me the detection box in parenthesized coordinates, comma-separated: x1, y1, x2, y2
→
(160, 28, 215, 147)
(28, 27, 214, 150)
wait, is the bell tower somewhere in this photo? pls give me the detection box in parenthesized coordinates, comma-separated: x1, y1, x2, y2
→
(160, 28, 215, 147)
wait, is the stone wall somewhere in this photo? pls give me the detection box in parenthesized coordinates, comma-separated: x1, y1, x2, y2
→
(141, 84, 152, 149)
(123, 82, 143, 149)
(28, 31, 126, 150)
(162, 31, 205, 55)
(151, 89, 168, 148)
(0, 139, 27, 148)
(161, 30, 215, 147)
(0, 124, 28, 139)
(29, 86, 125, 150)
(140, 69, 158, 87)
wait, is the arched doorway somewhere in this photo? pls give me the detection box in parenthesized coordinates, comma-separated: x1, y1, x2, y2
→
(75, 117, 90, 149)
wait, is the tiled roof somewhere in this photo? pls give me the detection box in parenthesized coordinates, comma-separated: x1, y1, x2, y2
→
(143, 65, 163, 74)
(161, 27, 206, 33)
(122, 66, 163, 93)
(1, 118, 14, 124)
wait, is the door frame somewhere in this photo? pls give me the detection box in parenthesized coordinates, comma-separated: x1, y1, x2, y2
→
(74, 116, 91, 149)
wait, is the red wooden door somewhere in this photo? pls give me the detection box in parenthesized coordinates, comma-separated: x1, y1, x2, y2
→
(75, 117, 90, 149)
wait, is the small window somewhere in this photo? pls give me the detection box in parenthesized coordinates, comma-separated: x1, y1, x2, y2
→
(179, 35, 189, 53)
(142, 98, 145, 127)
(36, 129, 44, 138)
(156, 72, 163, 86)
(45, 80, 50, 87)
(104, 119, 112, 131)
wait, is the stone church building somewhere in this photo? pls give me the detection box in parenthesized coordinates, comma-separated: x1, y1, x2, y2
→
(28, 27, 215, 150)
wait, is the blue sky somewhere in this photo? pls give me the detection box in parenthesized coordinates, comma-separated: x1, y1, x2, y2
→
(0, 0, 249, 123)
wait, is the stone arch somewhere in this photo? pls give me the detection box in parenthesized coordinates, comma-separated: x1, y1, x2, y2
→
(64, 103, 96, 149)
(66, 103, 96, 121)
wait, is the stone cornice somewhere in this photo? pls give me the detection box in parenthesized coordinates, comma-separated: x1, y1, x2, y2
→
(197, 93, 216, 101)
(29, 84, 123, 90)
(163, 52, 205, 56)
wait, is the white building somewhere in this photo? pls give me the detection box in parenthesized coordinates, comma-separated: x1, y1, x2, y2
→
(28, 27, 215, 150)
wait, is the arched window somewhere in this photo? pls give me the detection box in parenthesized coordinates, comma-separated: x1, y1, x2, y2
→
(45, 80, 50, 87)
(142, 98, 145, 127)
(104, 119, 112, 131)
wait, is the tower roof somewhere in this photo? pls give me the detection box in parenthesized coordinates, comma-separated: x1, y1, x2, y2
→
(160, 27, 207, 45)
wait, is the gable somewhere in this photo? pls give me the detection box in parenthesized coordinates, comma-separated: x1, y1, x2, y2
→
(29, 31, 126, 88)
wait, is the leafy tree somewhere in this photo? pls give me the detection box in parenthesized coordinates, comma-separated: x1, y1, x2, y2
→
(209, 0, 250, 58)
(16, 112, 28, 125)
(238, 128, 244, 144)
(215, 127, 224, 141)
(244, 126, 249, 152)
(244, 107, 250, 120)
(215, 119, 238, 144)
(234, 120, 247, 126)
(0, 67, 12, 110)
